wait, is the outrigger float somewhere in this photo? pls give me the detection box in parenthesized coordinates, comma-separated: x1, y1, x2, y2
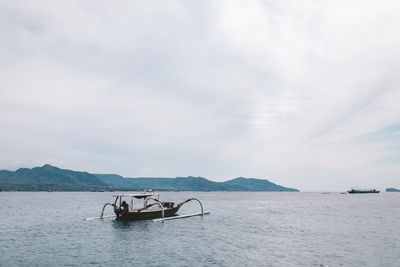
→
(84, 192, 210, 222)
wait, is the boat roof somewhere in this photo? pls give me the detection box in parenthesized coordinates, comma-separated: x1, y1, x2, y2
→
(113, 192, 155, 198)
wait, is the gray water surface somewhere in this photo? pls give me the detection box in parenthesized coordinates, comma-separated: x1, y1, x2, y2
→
(0, 192, 399, 266)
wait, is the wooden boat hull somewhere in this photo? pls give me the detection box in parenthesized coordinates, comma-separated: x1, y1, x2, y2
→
(117, 205, 181, 221)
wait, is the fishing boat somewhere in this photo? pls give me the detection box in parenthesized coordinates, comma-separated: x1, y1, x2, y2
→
(85, 191, 210, 222)
(347, 188, 380, 194)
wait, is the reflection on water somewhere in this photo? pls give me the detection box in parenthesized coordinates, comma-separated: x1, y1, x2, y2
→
(110, 219, 152, 229)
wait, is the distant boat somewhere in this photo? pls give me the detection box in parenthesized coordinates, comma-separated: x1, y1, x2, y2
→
(347, 189, 379, 194)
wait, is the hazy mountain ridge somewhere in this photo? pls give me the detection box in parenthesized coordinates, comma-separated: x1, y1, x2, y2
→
(386, 188, 400, 192)
(0, 165, 107, 187)
(224, 177, 295, 191)
(95, 175, 298, 191)
(0, 165, 299, 192)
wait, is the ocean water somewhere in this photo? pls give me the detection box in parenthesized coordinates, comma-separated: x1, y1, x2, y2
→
(0, 191, 399, 266)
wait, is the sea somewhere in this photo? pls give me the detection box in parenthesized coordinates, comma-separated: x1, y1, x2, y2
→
(0, 191, 399, 266)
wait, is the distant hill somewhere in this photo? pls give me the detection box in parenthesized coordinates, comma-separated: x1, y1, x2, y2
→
(0, 165, 108, 191)
(224, 177, 298, 191)
(95, 175, 230, 191)
(95, 174, 299, 192)
(386, 188, 400, 192)
(0, 164, 299, 192)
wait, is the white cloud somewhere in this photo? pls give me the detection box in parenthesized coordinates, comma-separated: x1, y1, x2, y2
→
(1, 0, 399, 190)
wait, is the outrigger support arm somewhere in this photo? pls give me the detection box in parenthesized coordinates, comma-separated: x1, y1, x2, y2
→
(153, 198, 209, 222)
(139, 201, 165, 218)
(144, 197, 160, 207)
(83, 202, 116, 220)
(101, 203, 115, 218)
(179, 198, 204, 213)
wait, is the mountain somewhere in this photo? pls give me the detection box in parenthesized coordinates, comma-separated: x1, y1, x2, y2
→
(224, 177, 298, 191)
(386, 188, 400, 192)
(95, 175, 230, 191)
(95, 174, 298, 192)
(0, 165, 108, 190)
(0, 164, 299, 192)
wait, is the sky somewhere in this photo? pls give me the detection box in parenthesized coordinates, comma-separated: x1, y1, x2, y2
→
(1, 0, 399, 191)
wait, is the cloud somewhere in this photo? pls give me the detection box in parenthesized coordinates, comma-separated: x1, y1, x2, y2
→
(1, 0, 399, 190)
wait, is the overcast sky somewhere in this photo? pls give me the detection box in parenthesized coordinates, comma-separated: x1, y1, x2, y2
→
(1, 0, 399, 191)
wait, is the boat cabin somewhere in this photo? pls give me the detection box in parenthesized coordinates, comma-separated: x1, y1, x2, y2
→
(112, 192, 158, 212)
